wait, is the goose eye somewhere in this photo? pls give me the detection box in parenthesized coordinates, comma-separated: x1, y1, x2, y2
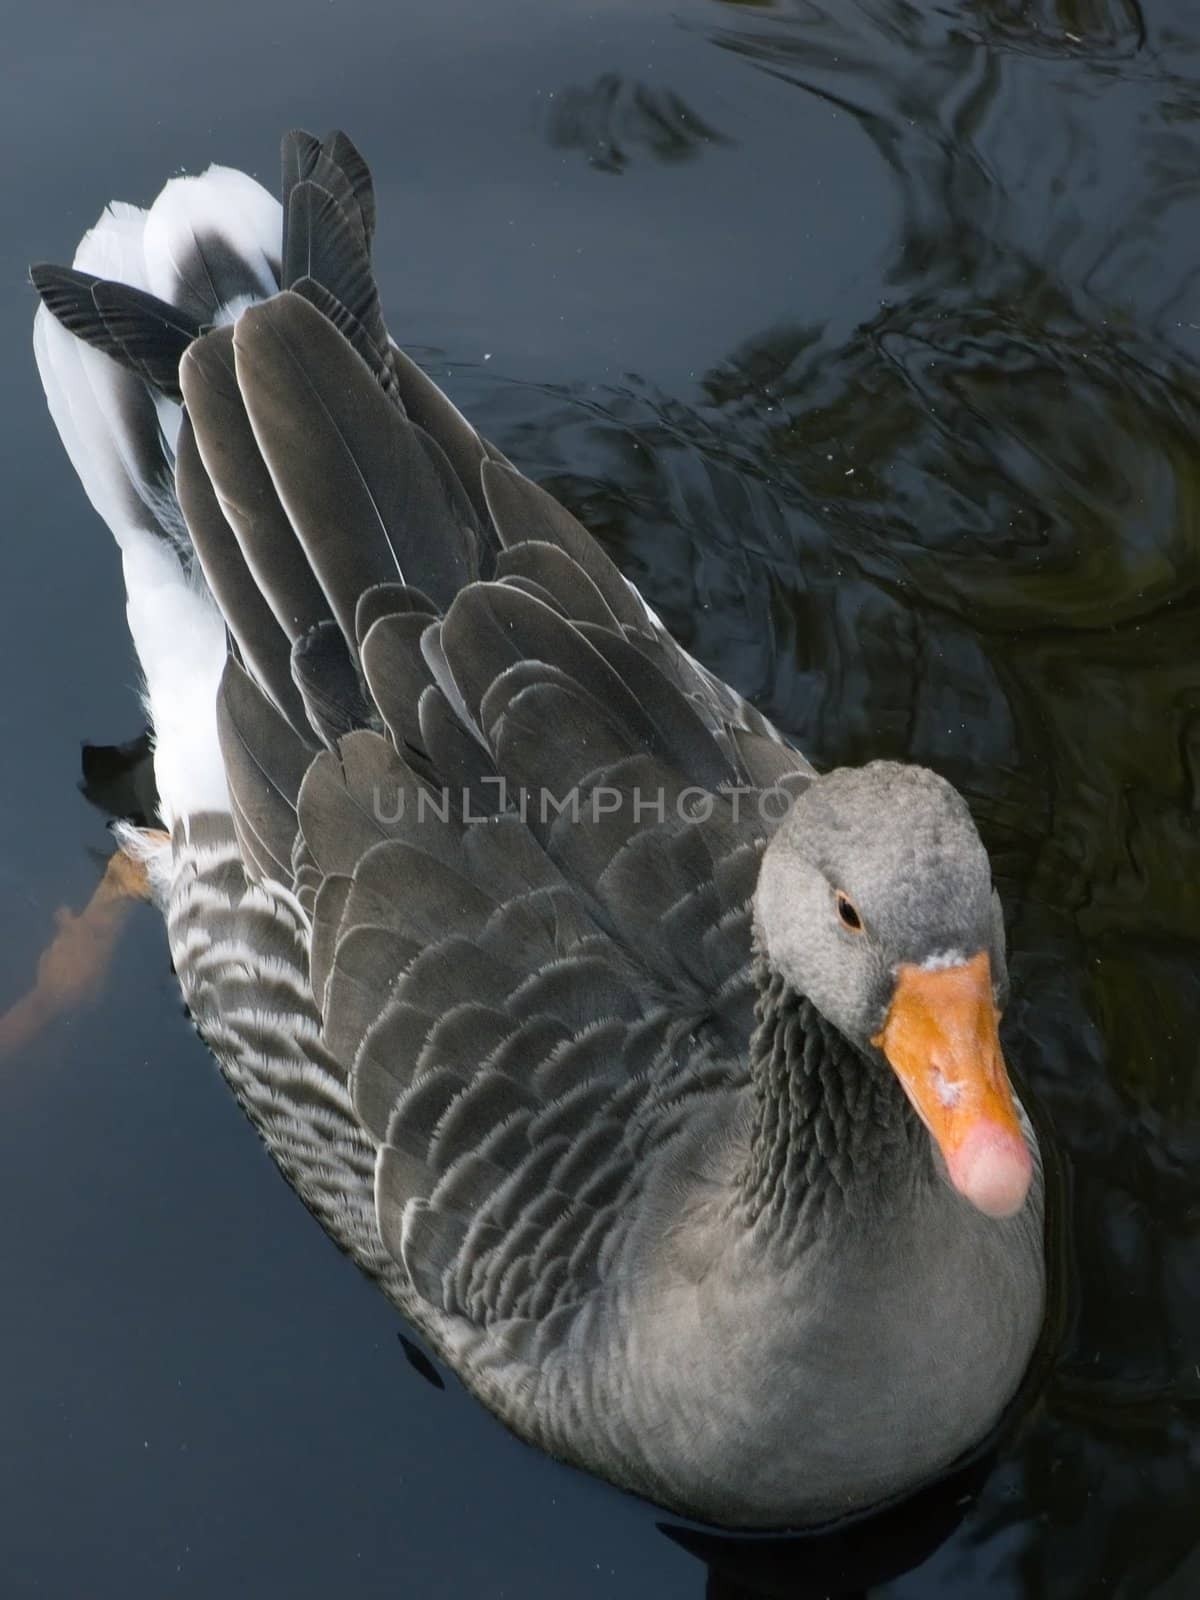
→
(835, 892, 863, 933)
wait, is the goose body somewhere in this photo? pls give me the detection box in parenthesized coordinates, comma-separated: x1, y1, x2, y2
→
(31, 131, 1045, 1528)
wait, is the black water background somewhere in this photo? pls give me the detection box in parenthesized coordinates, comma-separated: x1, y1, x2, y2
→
(1, 1, 1198, 1595)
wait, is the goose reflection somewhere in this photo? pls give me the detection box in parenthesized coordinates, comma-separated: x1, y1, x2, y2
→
(544, 73, 734, 174)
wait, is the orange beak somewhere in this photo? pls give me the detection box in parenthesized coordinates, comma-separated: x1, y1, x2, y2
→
(873, 951, 1032, 1218)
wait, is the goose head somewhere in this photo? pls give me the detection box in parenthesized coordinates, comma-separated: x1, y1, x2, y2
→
(753, 761, 1032, 1219)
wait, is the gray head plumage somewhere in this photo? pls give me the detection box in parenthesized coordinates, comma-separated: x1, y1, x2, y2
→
(753, 761, 1007, 1050)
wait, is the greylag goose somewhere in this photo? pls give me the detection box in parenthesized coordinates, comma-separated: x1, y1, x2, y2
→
(30, 130, 1045, 1529)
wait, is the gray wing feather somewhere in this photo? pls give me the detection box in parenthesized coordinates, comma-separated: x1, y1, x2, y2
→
(216, 657, 309, 881)
(180, 324, 332, 646)
(177, 415, 310, 734)
(233, 294, 481, 625)
(146, 163, 815, 1367)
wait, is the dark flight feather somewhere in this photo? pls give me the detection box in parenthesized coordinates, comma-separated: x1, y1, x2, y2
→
(494, 541, 622, 630)
(296, 731, 416, 883)
(30, 264, 200, 400)
(360, 612, 439, 756)
(291, 621, 373, 747)
(232, 294, 480, 632)
(321, 131, 377, 246)
(176, 415, 309, 734)
(216, 657, 311, 881)
(290, 274, 396, 396)
(385, 344, 496, 539)
(480, 459, 648, 631)
(283, 181, 386, 357)
(355, 583, 438, 646)
(180, 325, 332, 644)
(282, 129, 375, 255)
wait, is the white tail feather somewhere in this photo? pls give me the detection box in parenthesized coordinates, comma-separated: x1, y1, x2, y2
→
(73, 199, 152, 287)
(121, 539, 229, 826)
(32, 306, 163, 557)
(143, 166, 281, 317)
(35, 160, 284, 829)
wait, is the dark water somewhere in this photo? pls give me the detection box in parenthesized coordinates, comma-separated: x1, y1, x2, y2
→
(2, 1, 1198, 1595)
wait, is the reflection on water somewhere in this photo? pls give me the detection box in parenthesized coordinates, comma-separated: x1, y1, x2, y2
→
(544, 74, 734, 174)
(4, 0, 1199, 1594)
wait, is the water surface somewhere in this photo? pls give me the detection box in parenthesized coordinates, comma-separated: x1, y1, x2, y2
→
(1, 2, 1198, 1595)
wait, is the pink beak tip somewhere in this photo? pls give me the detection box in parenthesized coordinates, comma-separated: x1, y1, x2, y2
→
(948, 1123, 1033, 1219)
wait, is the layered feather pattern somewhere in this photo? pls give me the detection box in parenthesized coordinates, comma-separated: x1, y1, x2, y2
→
(32, 128, 820, 1480)
(191, 287, 804, 1362)
(31, 128, 1056, 1533)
